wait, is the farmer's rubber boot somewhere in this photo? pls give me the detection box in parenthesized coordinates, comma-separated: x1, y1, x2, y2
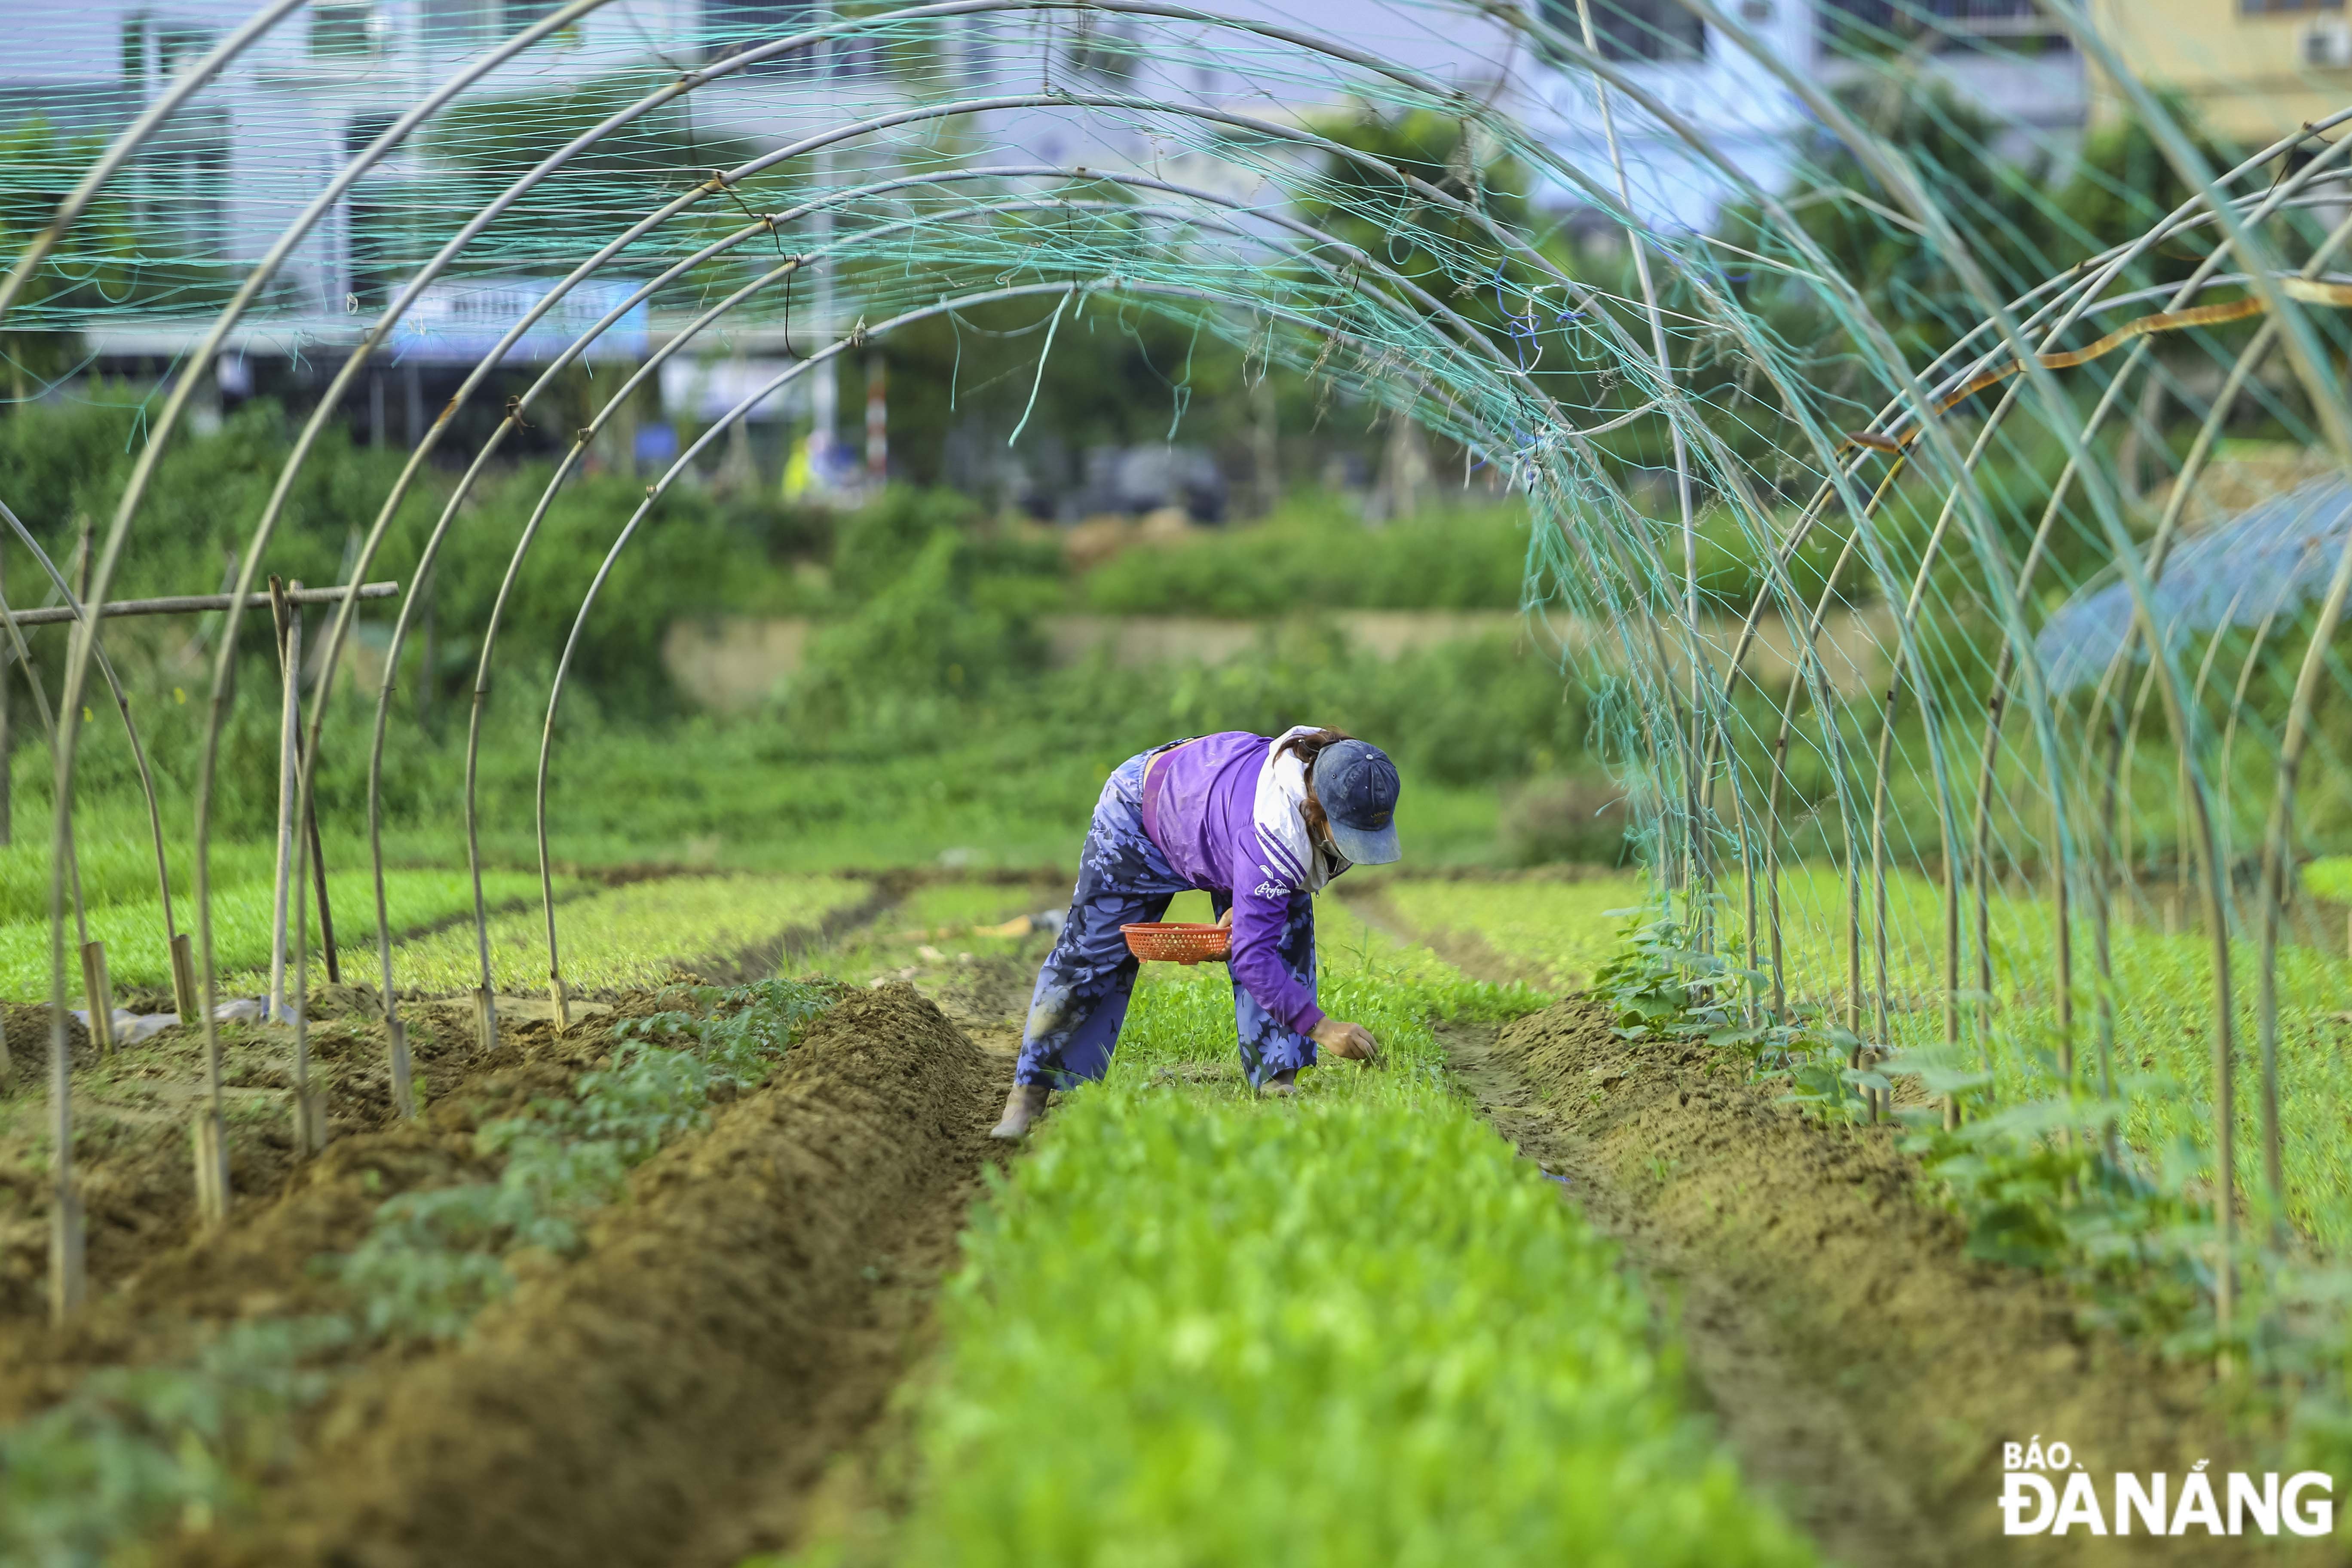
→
(990, 1081, 1050, 1140)
(1260, 1068, 1300, 1098)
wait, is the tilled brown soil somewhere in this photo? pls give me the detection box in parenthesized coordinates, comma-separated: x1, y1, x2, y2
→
(0, 991, 582, 1323)
(0, 877, 900, 1324)
(171, 981, 1010, 1568)
(0, 998, 661, 1424)
(1455, 1001, 2322, 1568)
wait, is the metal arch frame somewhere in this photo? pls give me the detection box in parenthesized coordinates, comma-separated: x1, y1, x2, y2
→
(0, 0, 1939, 1025)
(219, 33, 1778, 1058)
(230, 16, 1787, 1041)
(5, 0, 2027, 1112)
(319, 160, 1663, 1033)
(1738, 0, 2352, 1299)
(17, 0, 616, 1246)
(517, 272, 1687, 939)
(510, 252, 1681, 991)
(0, 0, 313, 325)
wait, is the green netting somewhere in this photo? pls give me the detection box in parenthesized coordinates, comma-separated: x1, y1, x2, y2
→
(6, 0, 2352, 1342)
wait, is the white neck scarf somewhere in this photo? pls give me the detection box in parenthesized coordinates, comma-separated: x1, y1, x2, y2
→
(1251, 725, 1338, 895)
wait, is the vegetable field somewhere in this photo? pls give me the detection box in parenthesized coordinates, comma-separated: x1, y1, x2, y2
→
(4, 857, 2336, 1563)
(12, 0, 2352, 1559)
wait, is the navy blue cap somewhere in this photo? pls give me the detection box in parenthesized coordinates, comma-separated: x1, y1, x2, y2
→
(1311, 740, 1401, 866)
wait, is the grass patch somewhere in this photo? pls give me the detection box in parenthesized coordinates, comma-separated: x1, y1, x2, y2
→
(1078, 497, 1528, 616)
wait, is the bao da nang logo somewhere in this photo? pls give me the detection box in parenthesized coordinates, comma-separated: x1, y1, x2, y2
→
(2000, 1437, 2334, 1537)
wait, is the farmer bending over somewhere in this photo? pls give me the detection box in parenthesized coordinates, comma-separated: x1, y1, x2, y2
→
(990, 726, 1398, 1140)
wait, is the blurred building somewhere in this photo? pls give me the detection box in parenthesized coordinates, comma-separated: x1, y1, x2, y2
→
(0, 0, 2096, 456)
(2085, 0, 2352, 148)
(1816, 0, 2087, 153)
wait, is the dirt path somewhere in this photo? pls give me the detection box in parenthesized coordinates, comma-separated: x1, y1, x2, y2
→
(1449, 1003, 2309, 1567)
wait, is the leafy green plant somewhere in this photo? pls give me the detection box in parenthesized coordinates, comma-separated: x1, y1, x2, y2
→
(1589, 903, 1723, 1038)
(872, 959, 1816, 1568)
(0, 1316, 352, 1568)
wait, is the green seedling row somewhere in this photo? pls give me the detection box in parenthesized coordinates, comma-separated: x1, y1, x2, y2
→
(0, 868, 570, 1002)
(379, 874, 871, 995)
(1382, 876, 1642, 990)
(852, 936, 1807, 1566)
(1401, 867, 2352, 1253)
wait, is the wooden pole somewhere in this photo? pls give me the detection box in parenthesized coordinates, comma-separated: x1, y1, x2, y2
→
(191, 1110, 227, 1229)
(0, 581, 400, 629)
(79, 940, 113, 1055)
(386, 1014, 414, 1119)
(306, 789, 339, 985)
(285, 592, 340, 986)
(49, 1007, 80, 1321)
(268, 577, 299, 1023)
(418, 577, 435, 733)
(0, 536, 12, 852)
(170, 932, 199, 1025)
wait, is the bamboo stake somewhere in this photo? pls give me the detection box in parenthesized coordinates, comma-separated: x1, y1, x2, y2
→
(0, 538, 11, 853)
(386, 1015, 414, 1120)
(170, 932, 199, 1025)
(48, 1168, 82, 1325)
(0, 500, 194, 1010)
(191, 1110, 227, 1229)
(272, 582, 319, 1156)
(48, 989, 79, 1320)
(79, 940, 112, 1056)
(279, 586, 341, 989)
(267, 577, 299, 1024)
(1767, 728, 1788, 1022)
(0, 582, 399, 628)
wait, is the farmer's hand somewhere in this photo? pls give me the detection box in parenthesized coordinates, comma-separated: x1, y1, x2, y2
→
(1217, 906, 1234, 928)
(1311, 1016, 1380, 1064)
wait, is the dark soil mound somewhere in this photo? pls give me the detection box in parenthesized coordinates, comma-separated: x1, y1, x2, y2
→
(0, 992, 616, 1325)
(1461, 1000, 2306, 1568)
(0, 1007, 634, 1421)
(1, 1002, 91, 1072)
(187, 981, 1002, 1568)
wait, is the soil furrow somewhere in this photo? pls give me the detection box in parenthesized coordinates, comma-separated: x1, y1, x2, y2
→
(0, 878, 908, 1321)
(1447, 1002, 2304, 1567)
(172, 981, 1007, 1568)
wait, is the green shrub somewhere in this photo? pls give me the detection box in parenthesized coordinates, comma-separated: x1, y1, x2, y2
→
(1081, 498, 1528, 616)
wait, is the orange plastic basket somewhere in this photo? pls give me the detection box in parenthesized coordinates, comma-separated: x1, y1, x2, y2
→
(1122, 922, 1231, 965)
